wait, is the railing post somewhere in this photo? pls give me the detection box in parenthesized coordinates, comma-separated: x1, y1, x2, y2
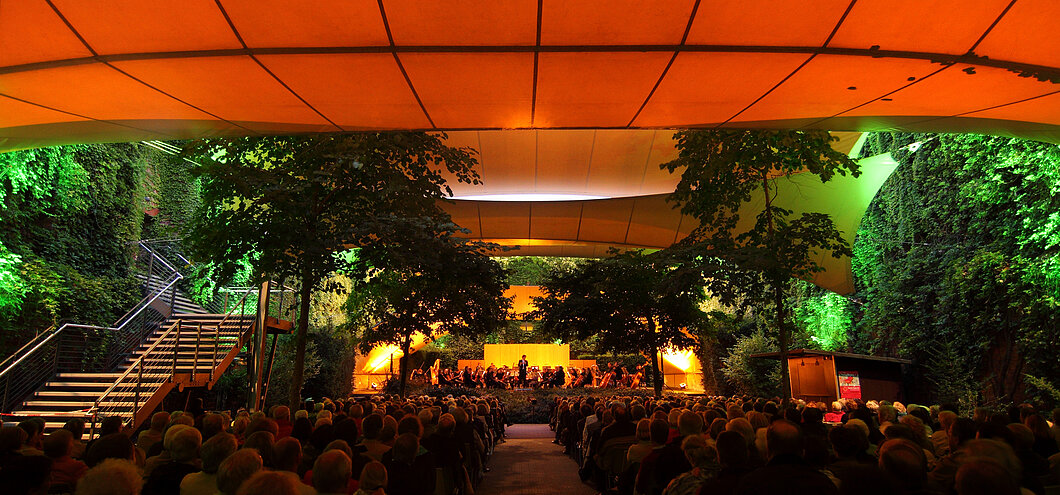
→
(172, 321, 181, 383)
(211, 320, 220, 383)
(224, 291, 229, 314)
(90, 409, 97, 441)
(146, 252, 155, 297)
(168, 280, 177, 316)
(52, 333, 60, 373)
(193, 322, 201, 381)
(134, 359, 142, 426)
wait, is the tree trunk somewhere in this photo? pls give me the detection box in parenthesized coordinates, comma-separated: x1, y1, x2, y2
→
(648, 319, 662, 398)
(649, 343, 662, 399)
(399, 334, 411, 398)
(775, 282, 791, 400)
(289, 273, 313, 410)
(761, 171, 791, 400)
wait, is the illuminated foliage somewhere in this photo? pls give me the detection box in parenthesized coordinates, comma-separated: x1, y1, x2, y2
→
(791, 288, 852, 351)
(852, 132, 1060, 404)
(1, 144, 145, 353)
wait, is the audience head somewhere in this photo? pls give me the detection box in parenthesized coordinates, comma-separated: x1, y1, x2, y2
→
(273, 437, 302, 472)
(392, 433, 419, 464)
(938, 410, 958, 432)
(878, 439, 927, 490)
(635, 418, 651, 442)
(62, 418, 86, 441)
(829, 424, 867, 459)
(649, 418, 669, 445)
(716, 430, 749, 468)
(358, 461, 388, 492)
(236, 471, 299, 495)
(681, 434, 717, 469)
(202, 413, 225, 440)
(313, 450, 353, 494)
(272, 406, 291, 423)
(149, 411, 170, 431)
(167, 425, 202, 463)
(676, 410, 704, 437)
(75, 459, 142, 495)
(242, 431, 275, 467)
(43, 429, 74, 459)
(765, 419, 802, 459)
(217, 449, 263, 495)
(201, 433, 239, 475)
(0, 426, 28, 454)
(397, 415, 422, 438)
(85, 433, 135, 467)
(955, 459, 1020, 495)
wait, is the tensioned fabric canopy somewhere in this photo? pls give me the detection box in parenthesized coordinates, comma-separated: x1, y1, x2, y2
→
(443, 149, 899, 295)
(2, 1, 1054, 294)
(2, 0, 1060, 150)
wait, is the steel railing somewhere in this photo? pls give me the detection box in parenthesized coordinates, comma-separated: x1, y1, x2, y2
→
(0, 243, 182, 412)
(91, 286, 259, 433)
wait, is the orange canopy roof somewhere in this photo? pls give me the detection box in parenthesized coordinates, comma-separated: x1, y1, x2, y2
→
(2, 0, 1059, 150)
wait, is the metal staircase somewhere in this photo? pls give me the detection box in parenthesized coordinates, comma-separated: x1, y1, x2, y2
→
(0, 241, 281, 438)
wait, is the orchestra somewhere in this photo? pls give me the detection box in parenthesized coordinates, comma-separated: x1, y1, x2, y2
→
(400, 357, 650, 390)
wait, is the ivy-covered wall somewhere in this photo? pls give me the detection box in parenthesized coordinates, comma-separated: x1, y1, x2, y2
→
(0, 144, 151, 353)
(851, 132, 1060, 407)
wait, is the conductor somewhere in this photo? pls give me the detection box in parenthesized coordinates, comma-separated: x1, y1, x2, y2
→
(518, 354, 529, 387)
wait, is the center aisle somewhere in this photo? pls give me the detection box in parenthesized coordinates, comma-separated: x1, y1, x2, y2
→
(476, 424, 597, 495)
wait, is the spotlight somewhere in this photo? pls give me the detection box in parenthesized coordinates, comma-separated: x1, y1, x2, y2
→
(370, 382, 378, 390)
(679, 383, 687, 390)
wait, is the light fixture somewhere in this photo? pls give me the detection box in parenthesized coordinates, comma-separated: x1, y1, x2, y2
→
(679, 383, 687, 390)
(452, 193, 608, 202)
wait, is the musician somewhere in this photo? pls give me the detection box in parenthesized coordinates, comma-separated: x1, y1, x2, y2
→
(552, 366, 566, 388)
(518, 354, 529, 387)
(462, 366, 476, 388)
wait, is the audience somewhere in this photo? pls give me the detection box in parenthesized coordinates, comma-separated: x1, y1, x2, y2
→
(5, 390, 1060, 495)
(546, 393, 1060, 495)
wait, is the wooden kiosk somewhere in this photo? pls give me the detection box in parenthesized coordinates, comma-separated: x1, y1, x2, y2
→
(751, 349, 912, 403)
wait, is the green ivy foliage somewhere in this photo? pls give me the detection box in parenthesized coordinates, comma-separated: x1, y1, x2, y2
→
(0, 144, 147, 352)
(852, 132, 1060, 404)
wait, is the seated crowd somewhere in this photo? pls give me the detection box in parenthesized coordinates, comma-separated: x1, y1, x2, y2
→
(0, 395, 507, 495)
(551, 395, 1060, 495)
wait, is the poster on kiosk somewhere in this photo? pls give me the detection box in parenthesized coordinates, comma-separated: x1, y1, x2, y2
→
(838, 371, 862, 399)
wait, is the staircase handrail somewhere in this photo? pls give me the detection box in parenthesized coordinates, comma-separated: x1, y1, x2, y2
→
(0, 324, 56, 373)
(91, 318, 180, 421)
(91, 284, 260, 431)
(0, 273, 183, 384)
(0, 243, 182, 380)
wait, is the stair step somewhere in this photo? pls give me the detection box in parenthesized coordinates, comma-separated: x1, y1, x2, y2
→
(43, 383, 167, 392)
(35, 391, 156, 398)
(13, 412, 95, 419)
(23, 400, 136, 408)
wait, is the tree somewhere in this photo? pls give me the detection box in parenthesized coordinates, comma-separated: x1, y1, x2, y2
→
(353, 220, 511, 397)
(186, 133, 480, 409)
(663, 130, 860, 399)
(531, 250, 709, 398)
